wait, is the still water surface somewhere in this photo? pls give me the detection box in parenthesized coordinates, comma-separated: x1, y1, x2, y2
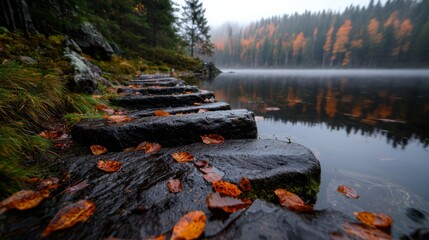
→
(200, 69, 429, 237)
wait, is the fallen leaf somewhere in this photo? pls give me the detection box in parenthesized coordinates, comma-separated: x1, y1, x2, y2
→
(206, 192, 252, 213)
(203, 172, 223, 183)
(39, 131, 62, 140)
(123, 147, 136, 152)
(342, 222, 391, 240)
(171, 210, 206, 240)
(97, 160, 122, 173)
(238, 178, 252, 192)
(154, 110, 171, 117)
(185, 91, 193, 94)
(145, 234, 166, 240)
(131, 205, 148, 214)
(106, 115, 134, 124)
(41, 200, 96, 237)
(274, 189, 313, 212)
(197, 109, 208, 113)
(114, 110, 127, 115)
(201, 134, 225, 145)
(65, 181, 90, 194)
(354, 212, 392, 231)
(337, 185, 360, 199)
(212, 180, 242, 197)
(0, 190, 48, 212)
(193, 102, 201, 106)
(37, 178, 60, 191)
(167, 179, 183, 193)
(193, 160, 209, 168)
(97, 104, 115, 115)
(199, 166, 213, 174)
(90, 145, 108, 155)
(171, 152, 194, 163)
(136, 142, 162, 154)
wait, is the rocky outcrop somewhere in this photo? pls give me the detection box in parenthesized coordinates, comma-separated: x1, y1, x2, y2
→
(72, 22, 114, 60)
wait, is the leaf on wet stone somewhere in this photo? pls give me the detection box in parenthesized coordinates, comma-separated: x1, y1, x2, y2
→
(96, 104, 115, 115)
(65, 181, 90, 194)
(171, 210, 206, 240)
(171, 152, 194, 162)
(123, 147, 136, 152)
(136, 141, 161, 154)
(41, 200, 96, 237)
(193, 102, 201, 106)
(167, 179, 183, 193)
(203, 172, 223, 183)
(90, 145, 108, 155)
(0, 190, 49, 212)
(201, 134, 225, 145)
(37, 178, 60, 191)
(206, 192, 252, 213)
(337, 185, 360, 199)
(106, 115, 134, 124)
(185, 91, 193, 94)
(154, 109, 170, 117)
(193, 160, 209, 168)
(212, 180, 242, 197)
(238, 177, 252, 192)
(197, 109, 208, 113)
(97, 160, 122, 173)
(39, 131, 62, 140)
(199, 166, 213, 174)
(354, 212, 392, 231)
(145, 234, 166, 240)
(274, 189, 313, 212)
(342, 222, 391, 240)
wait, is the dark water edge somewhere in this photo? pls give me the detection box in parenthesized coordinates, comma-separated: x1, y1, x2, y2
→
(200, 69, 429, 238)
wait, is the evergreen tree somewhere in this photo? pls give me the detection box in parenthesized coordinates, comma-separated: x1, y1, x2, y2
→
(180, 0, 214, 57)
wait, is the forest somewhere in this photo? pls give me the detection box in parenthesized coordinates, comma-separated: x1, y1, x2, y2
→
(212, 0, 429, 68)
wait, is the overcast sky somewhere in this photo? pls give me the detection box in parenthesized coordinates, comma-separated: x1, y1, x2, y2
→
(173, 0, 388, 27)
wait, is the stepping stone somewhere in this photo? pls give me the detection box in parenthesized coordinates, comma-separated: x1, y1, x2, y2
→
(130, 77, 178, 82)
(71, 109, 257, 151)
(110, 92, 215, 109)
(136, 74, 171, 80)
(124, 78, 186, 87)
(117, 86, 199, 95)
(129, 102, 231, 118)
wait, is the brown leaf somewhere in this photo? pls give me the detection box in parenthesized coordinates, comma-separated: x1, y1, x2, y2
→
(184, 91, 193, 94)
(203, 172, 223, 183)
(37, 178, 60, 191)
(128, 84, 142, 89)
(0, 190, 48, 212)
(337, 185, 360, 199)
(90, 145, 108, 156)
(274, 189, 313, 212)
(39, 131, 62, 140)
(97, 160, 122, 173)
(193, 102, 201, 106)
(136, 142, 162, 154)
(167, 179, 183, 193)
(212, 180, 242, 197)
(123, 147, 136, 152)
(193, 160, 209, 168)
(171, 210, 206, 240)
(65, 181, 90, 194)
(145, 234, 166, 240)
(154, 110, 171, 117)
(106, 115, 134, 124)
(354, 212, 392, 231)
(171, 152, 194, 163)
(41, 200, 96, 237)
(199, 166, 213, 174)
(238, 177, 252, 192)
(201, 134, 225, 145)
(342, 222, 391, 240)
(97, 104, 115, 115)
(206, 192, 252, 213)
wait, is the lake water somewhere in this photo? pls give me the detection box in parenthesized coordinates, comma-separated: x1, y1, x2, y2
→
(200, 69, 429, 237)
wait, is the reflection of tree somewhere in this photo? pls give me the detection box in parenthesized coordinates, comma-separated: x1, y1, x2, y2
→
(201, 73, 429, 149)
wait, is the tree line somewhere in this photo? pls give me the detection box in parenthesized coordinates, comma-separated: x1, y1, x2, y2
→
(212, 0, 429, 68)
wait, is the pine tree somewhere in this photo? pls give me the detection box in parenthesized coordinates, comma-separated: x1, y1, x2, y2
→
(180, 0, 214, 57)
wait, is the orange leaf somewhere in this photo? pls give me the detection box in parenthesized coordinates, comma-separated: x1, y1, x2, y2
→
(171, 210, 206, 240)
(342, 222, 391, 240)
(39, 131, 62, 140)
(185, 91, 193, 94)
(90, 145, 108, 155)
(97, 160, 122, 173)
(201, 134, 225, 145)
(0, 190, 48, 212)
(337, 185, 360, 199)
(354, 212, 392, 231)
(212, 180, 242, 197)
(106, 115, 134, 124)
(65, 181, 90, 194)
(97, 104, 115, 115)
(193, 102, 201, 106)
(154, 110, 171, 117)
(206, 192, 252, 213)
(167, 179, 183, 193)
(274, 189, 313, 212)
(41, 200, 96, 237)
(145, 234, 166, 240)
(238, 177, 252, 192)
(203, 172, 223, 183)
(199, 166, 214, 174)
(193, 160, 208, 168)
(123, 147, 136, 152)
(37, 178, 60, 191)
(136, 142, 162, 154)
(171, 152, 194, 163)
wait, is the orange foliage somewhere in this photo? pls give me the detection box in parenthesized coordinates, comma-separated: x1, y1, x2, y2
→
(0, 190, 49, 212)
(97, 160, 122, 173)
(206, 192, 252, 213)
(154, 110, 171, 117)
(385, 11, 400, 29)
(171, 152, 194, 163)
(354, 212, 393, 230)
(274, 189, 313, 212)
(90, 145, 108, 156)
(337, 185, 360, 199)
(332, 19, 352, 55)
(293, 32, 306, 58)
(212, 180, 242, 197)
(342, 222, 391, 240)
(167, 179, 183, 193)
(136, 142, 162, 154)
(238, 178, 252, 192)
(323, 25, 334, 53)
(171, 211, 206, 240)
(201, 134, 225, 144)
(368, 18, 383, 44)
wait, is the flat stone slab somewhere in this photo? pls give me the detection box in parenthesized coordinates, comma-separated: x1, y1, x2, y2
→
(129, 102, 231, 118)
(71, 109, 257, 151)
(136, 74, 171, 80)
(0, 140, 323, 240)
(110, 92, 215, 109)
(117, 86, 199, 95)
(124, 78, 186, 87)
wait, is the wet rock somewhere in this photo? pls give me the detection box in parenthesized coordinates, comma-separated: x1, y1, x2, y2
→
(129, 102, 231, 118)
(17, 56, 37, 65)
(73, 22, 114, 60)
(0, 140, 321, 240)
(110, 92, 215, 109)
(136, 74, 171, 80)
(117, 86, 199, 95)
(124, 78, 186, 87)
(71, 109, 257, 150)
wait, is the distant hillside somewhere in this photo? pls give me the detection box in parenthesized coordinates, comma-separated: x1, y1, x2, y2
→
(211, 0, 429, 68)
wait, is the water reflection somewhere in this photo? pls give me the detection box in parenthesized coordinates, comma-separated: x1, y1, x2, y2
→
(202, 70, 429, 149)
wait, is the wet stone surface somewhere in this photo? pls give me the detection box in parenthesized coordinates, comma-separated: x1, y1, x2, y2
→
(128, 102, 231, 118)
(110, 92, 215, 108)
(117, 86, 200, 95)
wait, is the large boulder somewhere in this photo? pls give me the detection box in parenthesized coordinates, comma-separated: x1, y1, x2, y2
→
(72, 22, 114, 60)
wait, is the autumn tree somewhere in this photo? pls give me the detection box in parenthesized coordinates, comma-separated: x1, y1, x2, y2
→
(331, 19, 352, 66)
(323, 25, 334, 66)
(180, 0, 214, 57)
